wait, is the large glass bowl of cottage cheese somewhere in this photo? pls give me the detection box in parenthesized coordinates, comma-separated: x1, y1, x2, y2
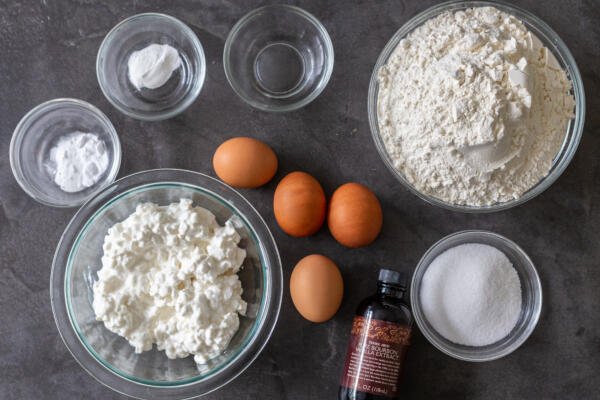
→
(368, 1, 585, 212)
(50, 169, 283, 399)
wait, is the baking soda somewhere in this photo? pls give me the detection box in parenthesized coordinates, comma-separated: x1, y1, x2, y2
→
(46, 132, 109, 193)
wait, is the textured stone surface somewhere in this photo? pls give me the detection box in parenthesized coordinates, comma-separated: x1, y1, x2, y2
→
(0, 1, 598, 399)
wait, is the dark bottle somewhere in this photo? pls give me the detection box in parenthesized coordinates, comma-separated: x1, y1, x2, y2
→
(338, 269, 413, 400)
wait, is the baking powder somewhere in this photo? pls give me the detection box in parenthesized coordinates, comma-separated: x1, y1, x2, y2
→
(127, 43, 181, 90)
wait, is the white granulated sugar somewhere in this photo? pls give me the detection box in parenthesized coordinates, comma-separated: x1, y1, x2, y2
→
(128, 43, 181, 90)
(420, 243, 522, 346)
(377, 6, 575, 206)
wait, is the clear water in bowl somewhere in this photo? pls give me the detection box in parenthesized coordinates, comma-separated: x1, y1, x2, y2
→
(254, 41, 307, 98)
(224, 5, 333, 111)
(233, 30, 327, 105)
(65, 184, 265, 383)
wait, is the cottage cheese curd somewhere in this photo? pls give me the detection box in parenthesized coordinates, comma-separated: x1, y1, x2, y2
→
(92, 199, 247, 364)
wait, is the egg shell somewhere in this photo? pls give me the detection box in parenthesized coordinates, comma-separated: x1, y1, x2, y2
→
(213, 137, 278, 188)
(273, 171, 326, 237)
(290, 254, 344, 323)
(328, 182, 383, 248)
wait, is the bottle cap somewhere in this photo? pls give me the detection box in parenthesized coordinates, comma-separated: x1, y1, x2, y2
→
(378, 268, 408, 289)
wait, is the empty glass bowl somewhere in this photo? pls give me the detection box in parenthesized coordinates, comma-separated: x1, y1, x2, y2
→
(411, 230, 542, 362)
(368, 0, 585, 212)
(10, 98, 121, 207)
(97, 13, 206, 121)
(50, 169, 283, 399)
(224, 5, 334, 112)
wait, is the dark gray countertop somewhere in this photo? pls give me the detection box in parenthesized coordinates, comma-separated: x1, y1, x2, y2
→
(1, 1, 598, 399)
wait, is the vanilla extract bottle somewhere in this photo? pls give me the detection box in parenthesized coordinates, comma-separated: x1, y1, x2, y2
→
(338, 269, 413, 400)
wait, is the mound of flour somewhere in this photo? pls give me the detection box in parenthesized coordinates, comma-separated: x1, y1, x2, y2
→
(377, 6, 575, 206)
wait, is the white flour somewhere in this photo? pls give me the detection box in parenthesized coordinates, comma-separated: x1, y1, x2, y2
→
(377, 6, 575, 206)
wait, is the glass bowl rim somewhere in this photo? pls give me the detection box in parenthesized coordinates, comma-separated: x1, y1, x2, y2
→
(50, 169, 283, 398)
(96, 12, 207, 121)
(223, 4, 335, 113)
(9, 97, 122, 208)
(410, 229, 543, 362)
(367, 0, 586, 213)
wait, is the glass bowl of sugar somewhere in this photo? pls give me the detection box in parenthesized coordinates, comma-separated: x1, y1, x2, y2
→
(410, 230, 542, 362)
(9, 98, 121, 208)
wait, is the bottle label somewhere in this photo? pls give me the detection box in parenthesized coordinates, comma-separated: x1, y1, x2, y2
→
(340, 316, 411, 398)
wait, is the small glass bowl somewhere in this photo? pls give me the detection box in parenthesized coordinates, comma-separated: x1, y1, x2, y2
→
(368, 0, 585, 212)
(411, 230, 542, 362)
(50, 169, 283, 399)
(224, 5, 334, 112)
(97, 13, 206, 121)
(9, 98, 121, 208)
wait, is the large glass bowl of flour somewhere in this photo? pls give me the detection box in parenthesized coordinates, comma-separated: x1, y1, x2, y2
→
(368, 0, 585, 212)
(50, 169, 283, 399)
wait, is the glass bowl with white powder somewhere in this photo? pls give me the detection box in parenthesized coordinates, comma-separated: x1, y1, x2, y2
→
(411, 230, 542, 362)
(50, 169, 283, 399)
(368, 1, 585, 212)
(10, 98, 121, 207)
(97, 13, 206, 121)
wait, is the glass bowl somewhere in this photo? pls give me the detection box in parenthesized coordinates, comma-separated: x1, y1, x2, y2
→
(410, 230, 542, 362)
(97, 13, 206, 121)
(9, 98, 121, 208)
(223, 5, 334, 112)
(50, 169, 283, 399)
(368, 0, 585, 213)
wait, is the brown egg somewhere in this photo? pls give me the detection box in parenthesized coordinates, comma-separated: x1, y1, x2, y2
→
(328, 182, 383, 248)
(273, 171, 326, 237)
(213, 137, 278, 188)
(290, 254, 344, 323)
